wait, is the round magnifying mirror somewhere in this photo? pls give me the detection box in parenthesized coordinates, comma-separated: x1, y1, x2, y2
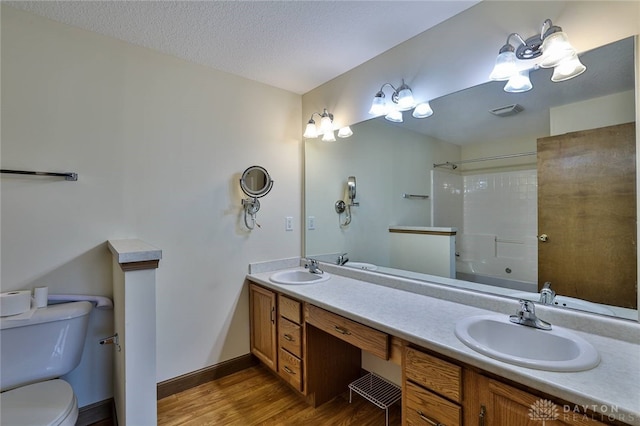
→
(240, 165, 273, 198)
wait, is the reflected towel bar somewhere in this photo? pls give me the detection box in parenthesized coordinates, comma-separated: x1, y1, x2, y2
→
(402, 193, 429, 199)
(1, 169, 78, 181)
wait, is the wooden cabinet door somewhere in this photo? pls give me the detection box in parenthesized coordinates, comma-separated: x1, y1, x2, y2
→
(537, 122, 636, 308)
(478, 376, 607, 426)
(249, 284, 277, 371)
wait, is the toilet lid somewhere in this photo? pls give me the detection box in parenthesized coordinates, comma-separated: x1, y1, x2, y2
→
(0, 379, 77, 426)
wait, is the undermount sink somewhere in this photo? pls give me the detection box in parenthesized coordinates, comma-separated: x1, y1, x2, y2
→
(509, 292, 616, 316)
(345, 262, 378, 271)
(455, 314, 600, 371)
(269, 269, 331, 285)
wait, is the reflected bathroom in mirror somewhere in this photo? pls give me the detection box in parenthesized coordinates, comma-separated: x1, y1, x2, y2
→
(305, 36, 637, 321)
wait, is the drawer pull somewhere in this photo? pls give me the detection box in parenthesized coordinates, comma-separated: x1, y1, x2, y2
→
(283, 366, 295, 375)
(417, 410, 444, 426)
(283, 334, 294, 341)
(334, 325, 351, 335)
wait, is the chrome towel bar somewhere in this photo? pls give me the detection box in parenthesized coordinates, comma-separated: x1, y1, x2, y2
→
(1, 169, 78, 181)
(402, 193, 429, 199)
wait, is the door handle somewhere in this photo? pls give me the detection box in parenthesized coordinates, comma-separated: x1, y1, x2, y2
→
(538, 234, 549, 242)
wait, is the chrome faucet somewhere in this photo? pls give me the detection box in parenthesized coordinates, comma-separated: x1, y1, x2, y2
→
(509, 300, 552, 330)
(304, 258, 323, 274)
(336, 253, 349, 266)
(539, 282, 556, 305)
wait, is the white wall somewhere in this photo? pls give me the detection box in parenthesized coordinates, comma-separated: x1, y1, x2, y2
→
(551, 90, 635, 135)
(1, 5, 301, 407)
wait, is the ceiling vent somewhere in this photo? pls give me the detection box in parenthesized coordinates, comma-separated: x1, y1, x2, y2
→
(489, 104, 524, 117)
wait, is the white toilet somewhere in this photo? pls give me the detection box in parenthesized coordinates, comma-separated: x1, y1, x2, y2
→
(1, 301, 93, 426)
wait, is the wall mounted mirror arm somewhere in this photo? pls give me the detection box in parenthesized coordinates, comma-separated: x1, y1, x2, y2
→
(335, 176, 358, 227)
(239, 165, 273, 230)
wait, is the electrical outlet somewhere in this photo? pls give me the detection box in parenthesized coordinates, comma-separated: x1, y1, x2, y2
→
(285, 216, 293, 231)
(308, 216, 315, 230)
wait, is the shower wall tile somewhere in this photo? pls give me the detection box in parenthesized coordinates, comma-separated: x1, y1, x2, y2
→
(464, 170, 537, 239)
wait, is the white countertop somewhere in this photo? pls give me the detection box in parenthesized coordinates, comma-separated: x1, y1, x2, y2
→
(247, 262, 640, 425)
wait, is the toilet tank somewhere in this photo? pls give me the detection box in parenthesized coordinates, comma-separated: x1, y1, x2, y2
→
(0, 301, 93, 391)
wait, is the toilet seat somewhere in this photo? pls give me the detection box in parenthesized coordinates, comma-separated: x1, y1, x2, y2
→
(0, 379, 78, 426)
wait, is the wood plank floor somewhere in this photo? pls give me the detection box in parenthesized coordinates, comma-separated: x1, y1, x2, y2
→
(157, 365, 401, 425)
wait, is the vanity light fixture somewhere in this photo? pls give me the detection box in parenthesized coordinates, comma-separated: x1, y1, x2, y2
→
(368, 79, 434, 122)
(489, 19, 586, 92)
(303, 108, 353, 141)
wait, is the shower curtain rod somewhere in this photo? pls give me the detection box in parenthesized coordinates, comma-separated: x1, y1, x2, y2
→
(433, 151, 536, 169)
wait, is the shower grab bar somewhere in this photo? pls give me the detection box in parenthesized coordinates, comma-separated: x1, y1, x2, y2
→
(1, 169, 78, 181)
(495, 237, 524, 244)
(402, 193, 429, 199)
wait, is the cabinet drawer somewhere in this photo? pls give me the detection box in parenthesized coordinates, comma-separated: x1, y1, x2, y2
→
(278, 348, 303, 392)
(305, 304, 389, 360)
(404, 347, 462, 403)
(405, 381, 461, 426)
(279, 294, 302, 324)
(279, 316, 302, 358)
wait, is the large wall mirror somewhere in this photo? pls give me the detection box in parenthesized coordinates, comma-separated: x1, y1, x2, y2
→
(305, 35, 637, 322)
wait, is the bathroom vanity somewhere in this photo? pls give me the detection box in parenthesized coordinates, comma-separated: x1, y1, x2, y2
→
(247, 260, 639, 425)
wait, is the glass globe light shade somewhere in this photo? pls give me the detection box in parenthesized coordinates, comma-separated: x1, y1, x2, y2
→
(337, 126, 353, 138)
(369, 92, 386, 115)
(320, 115, 333, 133)
(551, 54, 586, 82)
(303, 121, 318, 139)
(412, 102, 434, 119)
(540, 31, 576, 68)
(489, 50, 517, 81)
(322, 130, 336, 142)
(385, 109, 403, 123)
(396, 87, 415, 111)
(504, 69, 533, 93)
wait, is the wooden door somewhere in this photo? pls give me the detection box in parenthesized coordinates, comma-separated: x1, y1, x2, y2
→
(537, 122, 636, 309)
(249, 284, 277, 371)
(478, 376, 608, 426)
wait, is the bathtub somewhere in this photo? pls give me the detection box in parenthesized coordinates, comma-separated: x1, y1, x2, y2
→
(456, 259, 537, 293)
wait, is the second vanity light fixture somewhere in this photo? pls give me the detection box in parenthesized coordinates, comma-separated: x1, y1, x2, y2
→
(489, 19, 587, 93)
(368, 79, 433, 123)
(303, 108, 353, 142)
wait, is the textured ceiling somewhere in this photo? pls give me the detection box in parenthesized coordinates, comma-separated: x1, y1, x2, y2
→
(6, 1, 479, 94)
